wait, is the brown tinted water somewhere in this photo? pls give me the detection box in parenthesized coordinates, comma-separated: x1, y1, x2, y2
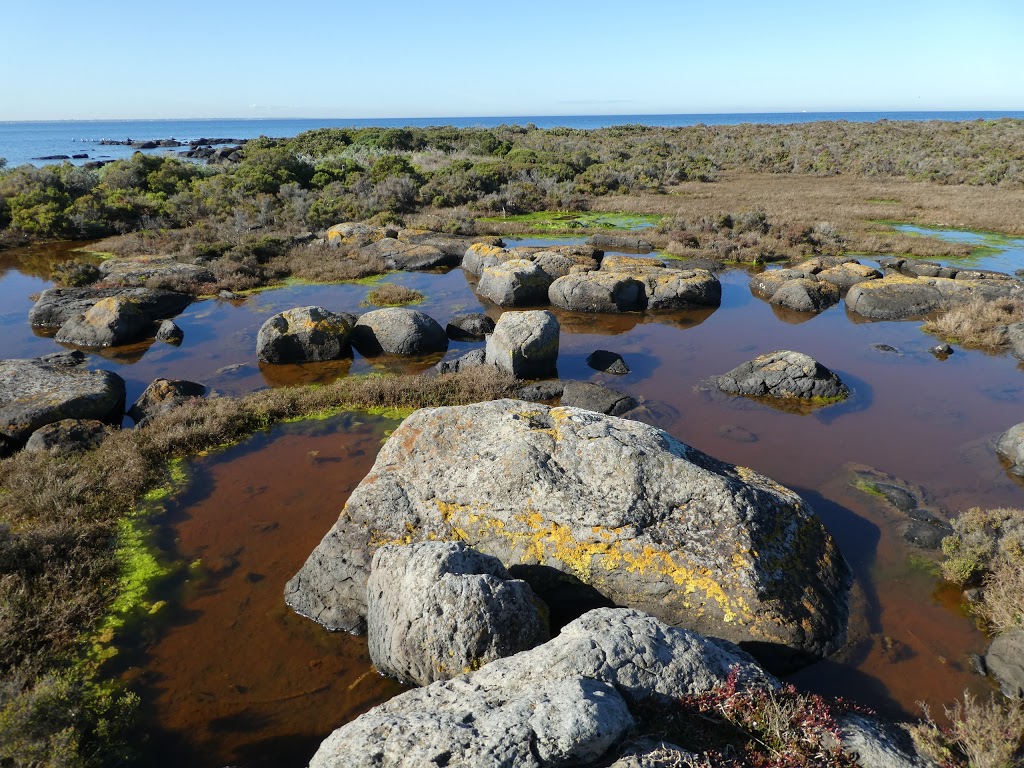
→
(2, 236, 1022, 764)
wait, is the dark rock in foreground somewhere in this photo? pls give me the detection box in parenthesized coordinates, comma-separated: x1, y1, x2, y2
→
(309, 607, 773, 768)
(367, 542, 547, 686)
(712, 350, 849, 403)
(0, 357, 125, 445)
(286, 400, 850, 665)
(155, 319, 184, 345)
(586, 349, 630, 374)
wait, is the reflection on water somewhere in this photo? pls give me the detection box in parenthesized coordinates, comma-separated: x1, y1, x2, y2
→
(892, 223, 1024, 272)
(3, 231, 1024, 761)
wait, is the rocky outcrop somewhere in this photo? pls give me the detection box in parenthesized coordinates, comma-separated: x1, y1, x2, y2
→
(846, 273, 1024, 320)
(462, 243, 510, 276)
(127, 378, 206, 425)
(817, 262, 882, 292)
(549, 272, 646, 313)
(484, 311, 559, 378)
(476, 260, 553, 306)
(769, 278, 840, 313)
(985, 629, 1024, 698)
(256, 306, 352, 364)
(54, 296, 158, 347)
(30, 287, 192, 333)
(286, 400, 850, 664)
(996, 422, 1024, 477)
(641, 269, 722, 310)
(712, 350, 849, 403)
(24, 418, 108, 456)
(359, 238, 456, 271)
(309, 607, 773, 768)
(0, 357, 125, 445)
(587, 233, 654, 252)
(351, 308, 448, 357)
(560, 381, 638, 416)
(446, 312, 495, 340)
(96, 255, 213, 289)
(367, 542, 548, 686)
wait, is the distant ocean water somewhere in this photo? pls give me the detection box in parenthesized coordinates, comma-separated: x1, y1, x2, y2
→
(2, 111, 1023, 168)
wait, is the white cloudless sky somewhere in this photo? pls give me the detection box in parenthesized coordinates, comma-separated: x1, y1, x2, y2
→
(2, 0, 1022, 120)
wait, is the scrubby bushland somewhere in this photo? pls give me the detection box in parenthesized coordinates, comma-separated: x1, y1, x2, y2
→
(362, 284, 424, 307)
(940, 507, 1024, 634)
(3, 120, 1024, 242)
(0, 367, 517, 767)
(911, 692, 1024, 768)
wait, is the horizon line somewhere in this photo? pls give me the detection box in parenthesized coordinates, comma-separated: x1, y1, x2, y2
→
(3, 109, 1024, 125)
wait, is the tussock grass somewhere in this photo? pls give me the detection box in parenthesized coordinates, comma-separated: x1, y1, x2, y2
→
(0, 367, 516, 766)
(362, 283, 424, 307)
(923, 298, 1024, 350)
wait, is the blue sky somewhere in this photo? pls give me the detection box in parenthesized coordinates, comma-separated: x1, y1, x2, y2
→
(3, 0, 1022, 120)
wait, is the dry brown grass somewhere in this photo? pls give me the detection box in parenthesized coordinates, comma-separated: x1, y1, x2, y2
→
(924, 298, 1024, 350)
(284, 241, 387, 283)
(912, 692, 1024, 768)
(362, 283, 423, 307)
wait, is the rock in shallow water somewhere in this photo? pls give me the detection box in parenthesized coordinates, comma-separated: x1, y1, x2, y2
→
(367, 542, 548, 686)
(309, 607, 773, 768)
(351, 308, 448, 357)
(484, 311, 559, 379)
(712, 350, 849, 403)
(285, 399, 850, 666)
(256, 306, 353, 363)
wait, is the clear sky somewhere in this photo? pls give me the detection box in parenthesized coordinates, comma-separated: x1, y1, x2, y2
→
(3, 0, 1022, 120)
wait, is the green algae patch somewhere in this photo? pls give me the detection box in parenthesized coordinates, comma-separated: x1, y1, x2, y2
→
(480, 211, 663, 232)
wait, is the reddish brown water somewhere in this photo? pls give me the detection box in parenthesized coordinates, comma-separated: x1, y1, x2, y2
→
(2, 235, 1022, 764)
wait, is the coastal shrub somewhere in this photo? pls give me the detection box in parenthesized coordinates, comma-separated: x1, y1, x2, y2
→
(361, 284, 423, 307)
(50, 261, 101, 288)
(911, 692, 1024, 768)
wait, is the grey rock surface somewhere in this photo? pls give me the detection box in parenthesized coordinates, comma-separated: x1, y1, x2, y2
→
(846, 274, 1024, 320)
(309, 607, 773, 768)
(560, 381, 639, 416)
(484, 311, 559, 379)
(29, 287, 192, 330)
(712, 350, 849, 402)
(769, 278, 840, 313)
(817, 263, 882, 292)
(463, 243, 510, 276)
(446, 312, 495, 340)
(515, 380, 565, 401)
(434, 348, 487, 374)
(54, 296, 157, 347)
(0, 358, 125, 444)
(127, 378, 206, 425)
(749, 268, 808, 299)
(256, 306, 352, 364)
(586, 349, 630, 375)
(996, 422, 1024, 477)
(286, 400, 850, 663)
(97, 255, 214, 288)
(587, 233, 654, 252)
(640, 269, 722, 310)
(548, 272, 646, 313)
(986, 629, 1024, 698)
(155, 319, 183, 345)
(477, 259, 553, 306)
(367, 542, 547, 686)
(351, 308, 448, 357)
(24, 418, 108, 456)
(831, 712, 935, 768)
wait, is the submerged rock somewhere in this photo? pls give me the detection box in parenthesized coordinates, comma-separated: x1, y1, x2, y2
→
(286, 400, 851, 665)
(256, 306, 353, 363)
(367, 542, 548, 686)
(351, 308, 448, 357)
(484, 311, 559, 379)
(712, 350, 849, 403)
(309, 607, 773, 768)
(586, 349, 630, 375)
(0, 357, 125, 445)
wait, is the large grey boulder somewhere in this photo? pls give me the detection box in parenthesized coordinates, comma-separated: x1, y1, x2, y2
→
(985, 629, 1024, 698)
(0, 358, 125, 445)
(769, 278, 840, 313)
(286, 400, 850, 663)
(367, 542, 548, 686)
(309, 607, 773, 768)
(351, 308, 448, 357)
(640, 269, 722, 310)
(476, 259, 553, 306)
(127, 378, 206, 425)
(256, 306, 352, 364)
(712, 350, 849, 403)
(54, 296, 155, 347)
(29, 287, 192, 330)
(548, 272, 646, 313)
(817, 263, 882, 292)
(463, 243, 510, 276)
(846, 273, 1024, 320)
(484, 311, 559, 378)
(749, 268, 808, 299)
(995, 422, 1024, 477)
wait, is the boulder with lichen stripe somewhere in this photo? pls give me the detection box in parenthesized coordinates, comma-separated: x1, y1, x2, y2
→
(484, 310, 559, 378)
(286, 399, 851, 668)
(256, 306, 353, 363)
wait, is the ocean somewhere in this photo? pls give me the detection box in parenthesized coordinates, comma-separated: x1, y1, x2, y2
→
(2, 111, 1023, 168)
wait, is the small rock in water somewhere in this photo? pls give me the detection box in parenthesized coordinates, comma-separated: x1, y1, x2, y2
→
(931, 343, 953, 357)
(871, 343, 901, 354)
(218, 289, 244, 300)
(718, 425, 759, 443)
(156, 319, 184, 345)
(434, 348, 486, 374)
(586, 350, 630, 375)
(446, 312, 495, 341)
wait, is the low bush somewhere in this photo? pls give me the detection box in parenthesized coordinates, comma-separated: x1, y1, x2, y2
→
(362, 284, 423, 307)
(911, 692, 1024, 768)
(924, 298, 1024, 350)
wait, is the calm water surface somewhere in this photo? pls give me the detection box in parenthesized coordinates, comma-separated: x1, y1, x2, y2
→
(2, 228, 1023, 766)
